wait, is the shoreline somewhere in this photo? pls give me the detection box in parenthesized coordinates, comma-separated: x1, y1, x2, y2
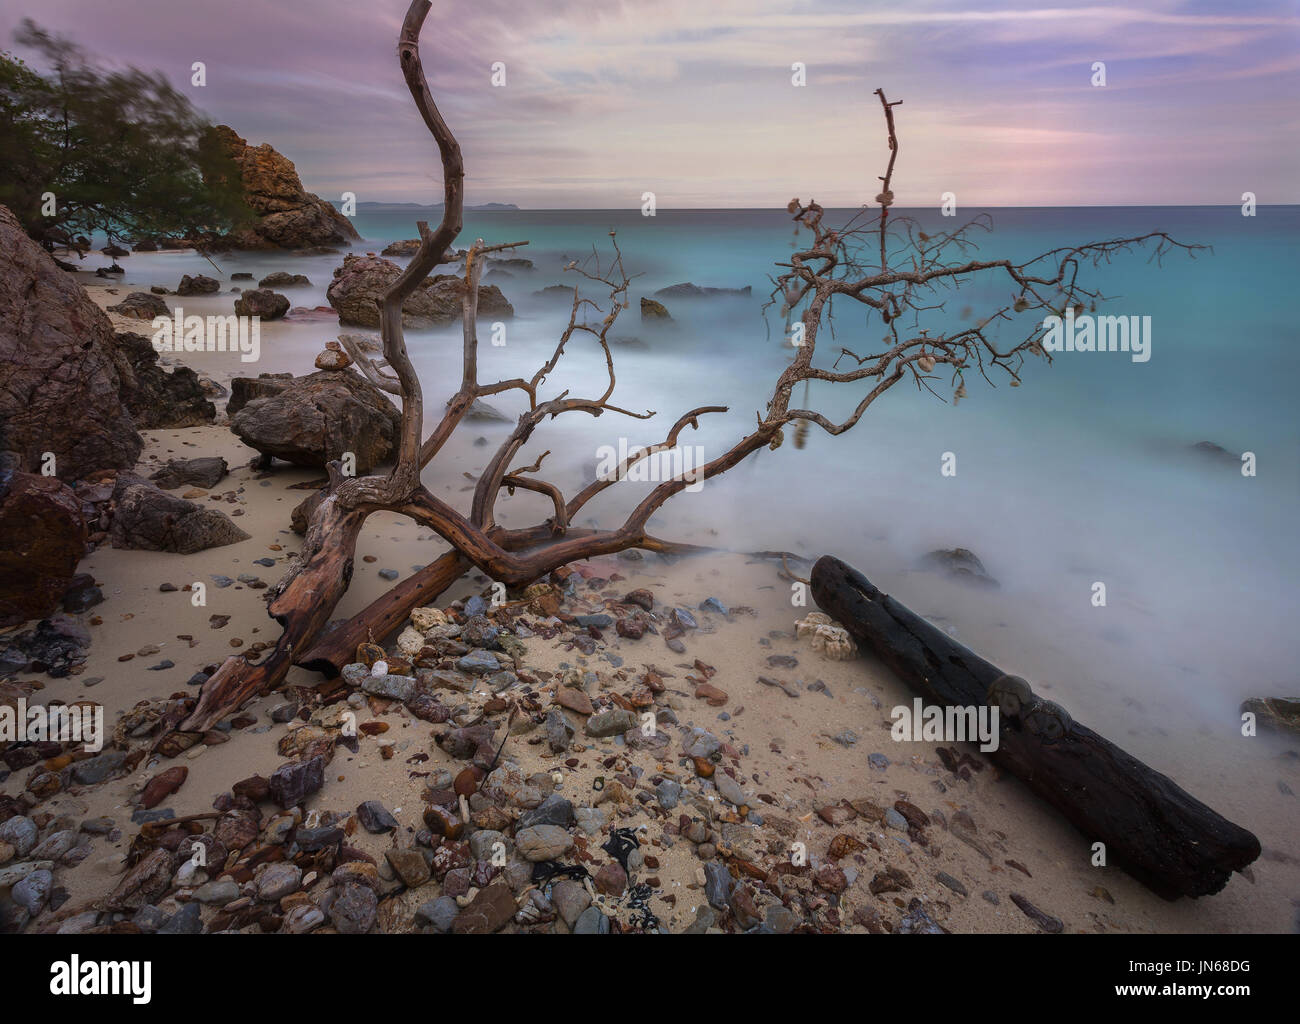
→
(0, 273, 1293, 935)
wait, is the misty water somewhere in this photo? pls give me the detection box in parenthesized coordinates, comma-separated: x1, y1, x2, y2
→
(97, 204, 1300, 749)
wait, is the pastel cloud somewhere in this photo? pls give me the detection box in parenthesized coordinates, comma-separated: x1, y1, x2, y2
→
(3, 0, 1295, 206)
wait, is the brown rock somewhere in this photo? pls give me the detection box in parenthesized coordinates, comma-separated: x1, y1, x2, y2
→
(554, 687, 593, 715)
(108, 476, 248, 554)
(593, 861, 627, 896)
(207, 126, 361, 250)
(0, 472, 87, 628)
(140, 766, 187, 809)
(228, 370, 400, 472)
(326, 254, 513, 329)
(0, 204, 142, 478)
(451, 881, 515, 934)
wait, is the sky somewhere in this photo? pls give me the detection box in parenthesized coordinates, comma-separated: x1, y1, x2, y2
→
(2, 0, 1298, 208)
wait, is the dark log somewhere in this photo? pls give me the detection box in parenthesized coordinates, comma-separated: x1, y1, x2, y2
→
(811, 554, 1260, 900)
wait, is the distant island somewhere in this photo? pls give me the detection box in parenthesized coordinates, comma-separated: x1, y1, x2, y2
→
(357, 201, 520, 211)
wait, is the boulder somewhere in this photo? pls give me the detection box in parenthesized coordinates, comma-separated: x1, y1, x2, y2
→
(225, 373, 294, 417)
(916, 547, 999, 589)
(640, 297, 671, 320)
(175, 275, 220, 296)
(109, 476, 249, 553)
(233, 289, 290, 320)
(107, 292, 169, 320)
(149, 457, 228, 490)
(228, 369, 400, 471)
(0, 203, 143, 479)
(257, 272, 311, 288)
(207, 126, 360, 250)
(326, 254, 513, 329)
(0, 471, 88, 628)
(1240, 697, 1300, 736)
(381, 239, 421, 257)
(110, 333, 216, 429)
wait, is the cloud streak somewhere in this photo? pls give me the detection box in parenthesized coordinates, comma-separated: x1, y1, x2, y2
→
(3, 0, 1296, 207)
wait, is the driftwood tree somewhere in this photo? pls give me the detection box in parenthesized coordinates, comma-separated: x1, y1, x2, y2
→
(174, 0, 1200, 742)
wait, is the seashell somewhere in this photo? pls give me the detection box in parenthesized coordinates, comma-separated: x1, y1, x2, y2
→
(917, 354, 936, 373)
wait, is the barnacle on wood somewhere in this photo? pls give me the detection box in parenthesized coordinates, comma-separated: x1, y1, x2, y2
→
(987, 673, 1033, 719)
(1022, 698, 1073, 744)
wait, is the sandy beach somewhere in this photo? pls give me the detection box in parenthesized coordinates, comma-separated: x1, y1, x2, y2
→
(0, 275, 1292, 935)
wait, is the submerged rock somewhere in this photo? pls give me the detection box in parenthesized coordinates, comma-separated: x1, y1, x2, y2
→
(916, 547, 999, 588)
(327, 253, 513, 329)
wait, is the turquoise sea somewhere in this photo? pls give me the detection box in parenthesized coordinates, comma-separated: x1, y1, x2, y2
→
(94, 204, 1300, 730)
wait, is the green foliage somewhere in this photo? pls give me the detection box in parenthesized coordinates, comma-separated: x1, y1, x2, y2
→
(0, 20, 252, 250)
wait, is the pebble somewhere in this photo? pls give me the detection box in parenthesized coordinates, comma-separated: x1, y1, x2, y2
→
(356, 800, 399, 833)
(12, 869, 52, 915)
(330, 883, 378, 934)
(415, 896, 459, 932)
(0, 817, 38, 856)
(574, 906, 610, 934)
(158, 901, 203, 935)
(704, 862, 733, 909)
(514, 825, 574, 862)
(551, 879, 591, 928)
(256, 863, 302, 902)
(194, 880, 239, 905)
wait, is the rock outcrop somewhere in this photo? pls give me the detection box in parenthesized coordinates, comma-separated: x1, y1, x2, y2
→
(228, 370, 400, 471)
(0, 204, 143, 480)
(640, 297, 671, 320)
(209, 126, 361, 250)
(326, 254, 513, 329)
(0, 470, 88, 628)
(110, 333, 217, 430)
(175, 275, 220, 296)
(233, 289, 290, 320)
(107, 292, 169, 320)
(149, 457, 228, 490)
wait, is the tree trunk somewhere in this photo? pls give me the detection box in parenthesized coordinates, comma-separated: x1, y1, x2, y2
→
(810, 554, 1260, 900)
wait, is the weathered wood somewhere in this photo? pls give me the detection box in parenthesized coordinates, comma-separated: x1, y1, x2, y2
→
(811, 554, 1260, 900)
(176, 500, 368, 735)
(296, 549, 470, 676)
